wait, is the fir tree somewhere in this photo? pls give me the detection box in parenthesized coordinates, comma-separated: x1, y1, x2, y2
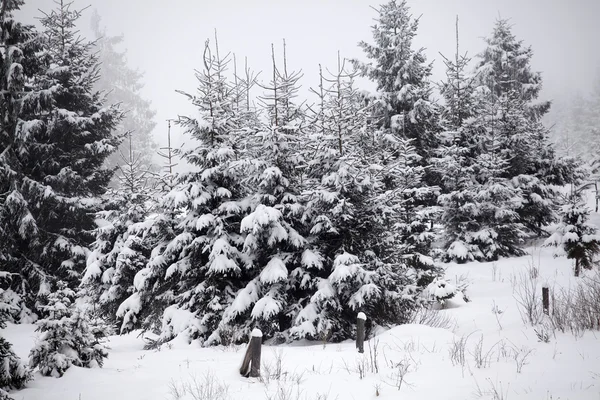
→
(91, 10, 157, 180)
(118, 37, 250, 344)
(0, 286, 30, 400)
(29, 281, 108, 377)
(545, 185, 600, 277)
(351, 0, 441, 163)
(289, 54, 424, 341)
(0, 0, 121, 316)
(81, 132, 153, 327)
(0, 0, 46, 319)
(0, 2, 35, 394)
(220, 43, 308, 342)
(0, 333, 30, 400)
(473, 19, 573, 236)
(443, 79, 527, 262)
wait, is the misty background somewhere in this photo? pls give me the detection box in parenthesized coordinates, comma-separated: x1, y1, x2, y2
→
(18, 0, 600, 165)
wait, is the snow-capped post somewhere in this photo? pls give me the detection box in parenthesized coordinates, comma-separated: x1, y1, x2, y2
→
(250, 329, 262, 377)
(356, 312, 366, 353)
(240, 328, 262, 378)
(542, 285, 549, 315)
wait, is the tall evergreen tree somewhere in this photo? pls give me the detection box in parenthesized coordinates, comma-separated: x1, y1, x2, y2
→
(116, 38, 250, 343)
(81, 132, 153, 325)
(286, 54, 425, 341)
(0, 0, 121, 316)
(219, 43, 308, 342)
(0, 2, 36, 395)
(473, 19, 572, 236)
(351, 0, 441, 164)
(91, 10, 157, 180)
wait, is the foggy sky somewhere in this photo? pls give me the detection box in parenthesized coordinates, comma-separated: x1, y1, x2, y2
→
(18, 0, 600, 156)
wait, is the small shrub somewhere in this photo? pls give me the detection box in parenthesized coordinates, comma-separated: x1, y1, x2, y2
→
(512, 269, 543, 326)
(425, 278, 457, 306)
(548, 271, 600, 335)
(169, 371, 229, 400)
(409, 307, 455, 330)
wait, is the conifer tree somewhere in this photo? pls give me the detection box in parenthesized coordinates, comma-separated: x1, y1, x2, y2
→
(0, 334, 30, 400)
(473, 19, 572, 236)
(545, 185, 600, 277)
(442, 76, 527, 262)
(0, 282, 30, 400)
(287, 54, 424, 341)
(0, 2, 35, 394)
(351, 0, 441, 163)
(220, 42, 308, 342)
(29, 281, 108, 377)
(118, 37, 249, 343)
(91, 10, 157, 178)
(81, 132, 153, 325)
(0, 0, 121, 315)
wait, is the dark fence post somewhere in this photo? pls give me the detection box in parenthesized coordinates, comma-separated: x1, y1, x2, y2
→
(240, 328, 262, 378)
(542, 286, 549, 315)
(250, 329, 262, 377)
(357, 312, 366, 353)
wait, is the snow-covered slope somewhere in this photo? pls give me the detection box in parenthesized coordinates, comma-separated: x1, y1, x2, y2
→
(3, 244, 599, 400)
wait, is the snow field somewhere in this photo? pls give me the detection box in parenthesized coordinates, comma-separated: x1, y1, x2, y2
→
(4, 245, 599, 400)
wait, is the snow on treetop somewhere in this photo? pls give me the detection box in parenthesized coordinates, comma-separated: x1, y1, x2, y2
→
(251, 328, 263, 338)
(357, 312, 367, 320)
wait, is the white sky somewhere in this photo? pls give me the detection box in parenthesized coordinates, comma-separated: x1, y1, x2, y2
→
(18, 0, 600, 154)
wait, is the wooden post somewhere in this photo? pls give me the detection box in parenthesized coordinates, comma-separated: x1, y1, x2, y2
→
(250, 328, 262, 377)
(356, 312, 366, 353)
(542, 286, 549, 315)
(239, 328, 262, 378)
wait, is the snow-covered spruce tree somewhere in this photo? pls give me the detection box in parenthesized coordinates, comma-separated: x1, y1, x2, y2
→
(218, 43, 309, 343)
(0, 2, 35, 395)
(91, 10, 157, 179)
(389, 139, 439, 283)
(545, 185, 600, 277)
(351, 0, 442, 176)
(0, 333, 30, 400)
(434, 18, 489, 262)
(473, 19, 574, 236)
(29, 281, 108, 377)
(284, 56, 424, 341)
(0, 283, 31, 399)
(0, 0, 46, 321)
(442, 76, 528, 262)
(0, 0, 121, 316)
(81, 132, 153, 327)
(116, 38, 250, 344)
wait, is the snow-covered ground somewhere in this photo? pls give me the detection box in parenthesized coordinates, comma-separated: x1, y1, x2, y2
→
(3, 244, 600, 400)
(4, 190, 600, 400)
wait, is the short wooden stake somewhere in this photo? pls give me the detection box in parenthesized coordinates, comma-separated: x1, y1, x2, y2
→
(240, 328, 262, 378)
(250, 329, 262, 377)
(542, 286, 549, 315)
(356, 312, 366, 353)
